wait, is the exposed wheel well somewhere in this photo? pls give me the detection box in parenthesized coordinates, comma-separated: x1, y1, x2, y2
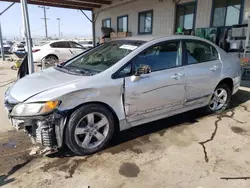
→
(45, 54, 58, 60)
(68, 102, 120, 133)
(218, 78, 233, 93)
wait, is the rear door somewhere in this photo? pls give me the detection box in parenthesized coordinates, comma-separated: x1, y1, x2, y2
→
(183, 40, 221, 106)
(68, 41, 85, 55)
(50, 41, 73, 62)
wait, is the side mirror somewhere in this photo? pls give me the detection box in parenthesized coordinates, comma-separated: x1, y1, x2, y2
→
(131, 65, 151, 82)
(135, 64, 151, 76)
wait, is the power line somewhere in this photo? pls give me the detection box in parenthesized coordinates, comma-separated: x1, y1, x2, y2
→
(38, 6, 49, 39)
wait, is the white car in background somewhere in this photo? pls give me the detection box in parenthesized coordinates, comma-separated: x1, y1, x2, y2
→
(11, 43, 26, 52)
(78, 40, 93, 49)
(32, 40, 85, 63)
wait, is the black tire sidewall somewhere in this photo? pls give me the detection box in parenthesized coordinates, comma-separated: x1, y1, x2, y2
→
(207, 84, 232, 113)
(65, 104, 115, 155)
(45, 55, 58, 61)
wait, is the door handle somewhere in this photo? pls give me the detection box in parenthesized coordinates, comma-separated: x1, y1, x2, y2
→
(171, 73, 185, 80)
(210, 66, 218, 72)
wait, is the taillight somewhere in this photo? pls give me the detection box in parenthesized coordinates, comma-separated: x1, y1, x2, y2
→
(32, 49, 40, 53)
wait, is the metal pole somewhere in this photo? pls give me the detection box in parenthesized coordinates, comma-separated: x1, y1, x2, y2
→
(43, 7, 48, 38)
(57, 18, 60, 38)
(92, 11, 96, 46)
(21, 0, 34, 74)
(0, 2, 15, 16)
(0, 21, 5, 61)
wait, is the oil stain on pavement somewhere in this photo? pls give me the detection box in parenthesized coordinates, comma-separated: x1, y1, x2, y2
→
(119, 162, 140, 178)
(231, 126, 247, 134)
(0, 131, 34, 187)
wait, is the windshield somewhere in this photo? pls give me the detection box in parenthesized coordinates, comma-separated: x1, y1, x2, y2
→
(61, 40, 145, 75)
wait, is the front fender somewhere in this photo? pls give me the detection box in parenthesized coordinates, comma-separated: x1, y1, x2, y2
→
(25, 79, 126, 120)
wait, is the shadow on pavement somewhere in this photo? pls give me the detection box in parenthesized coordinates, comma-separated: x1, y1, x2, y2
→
(0, 159, 32, 187)
(53, 88, 250, 158)
(241, 80, 250, 88)
(231, 88, 250, 108)
(110, 88, 250, 149)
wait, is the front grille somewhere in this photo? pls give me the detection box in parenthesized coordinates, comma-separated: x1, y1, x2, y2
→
(36, 125, 56, 147)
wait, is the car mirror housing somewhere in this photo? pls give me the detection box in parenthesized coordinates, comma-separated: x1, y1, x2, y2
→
(131, 65, 151, 82)
(135, 64, 151, 76)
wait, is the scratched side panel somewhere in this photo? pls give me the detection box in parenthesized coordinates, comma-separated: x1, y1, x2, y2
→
(124, 67, 186, 123)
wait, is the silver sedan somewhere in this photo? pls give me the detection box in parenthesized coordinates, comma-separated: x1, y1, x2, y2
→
(4, 35, 241, 155)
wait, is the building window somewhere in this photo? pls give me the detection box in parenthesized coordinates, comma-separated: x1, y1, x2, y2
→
(212, 0, 243, 27)
(176, 3, 196, 32)
(117, 15, 128, 32)
(138, 10, 153, 34)
(102, 18, 111, 28)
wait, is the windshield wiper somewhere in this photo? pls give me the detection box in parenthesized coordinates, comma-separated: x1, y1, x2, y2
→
(56, 64, 97, 76)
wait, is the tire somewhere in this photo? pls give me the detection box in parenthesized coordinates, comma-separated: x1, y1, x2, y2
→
(65, 104, 115, 155)
(44, 55, 58, 68)
(206, 84, 232, 113)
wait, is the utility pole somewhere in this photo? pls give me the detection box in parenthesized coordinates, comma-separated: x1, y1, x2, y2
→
(0, 22, 4, 61)
(56, 18, 61, 38)
(38, 6, 49, 39)
(0, 2, 15, 61)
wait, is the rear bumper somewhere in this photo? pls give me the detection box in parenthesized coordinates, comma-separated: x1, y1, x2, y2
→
(32, 53, 43, 63)
(232, 76, 241, 95)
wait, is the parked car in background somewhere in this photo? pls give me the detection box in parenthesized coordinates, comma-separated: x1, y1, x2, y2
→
(5, 35, 241, 156)
(32, 40, 85, 63)
(11, 43, 26, 53)
(78, 40, 93, 49)
(0, 43, 12, 54)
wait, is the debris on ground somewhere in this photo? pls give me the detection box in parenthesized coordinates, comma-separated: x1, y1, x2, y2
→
(29, 146, 40, 156)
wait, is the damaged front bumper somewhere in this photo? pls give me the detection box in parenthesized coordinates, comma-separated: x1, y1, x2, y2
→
(8, 111, 66, 149)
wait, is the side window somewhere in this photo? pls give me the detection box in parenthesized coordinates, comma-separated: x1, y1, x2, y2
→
(50, 42, 58, 48)
(50, 42, 69, 48)
(69, 42, 83, 49)
(185, 41, 218, 64)
(59, 42, 69, 48)
(134, 41, 181, 72)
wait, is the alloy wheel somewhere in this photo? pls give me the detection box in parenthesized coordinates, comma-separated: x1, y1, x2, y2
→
(209, 88, 228, 111)
(74, 112, 109, 149)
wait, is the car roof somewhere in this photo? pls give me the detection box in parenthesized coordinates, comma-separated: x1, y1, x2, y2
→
(114, 35, 210, 42)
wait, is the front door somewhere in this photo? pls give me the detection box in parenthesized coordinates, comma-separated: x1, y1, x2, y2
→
(183, 40, 222, 106)
(124, 40, 186, 123)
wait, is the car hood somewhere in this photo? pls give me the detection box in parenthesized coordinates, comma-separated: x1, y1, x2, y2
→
(10, 68, 83, 102)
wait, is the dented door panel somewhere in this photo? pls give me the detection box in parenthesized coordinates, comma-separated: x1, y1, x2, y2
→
(124, 67, 186, 123)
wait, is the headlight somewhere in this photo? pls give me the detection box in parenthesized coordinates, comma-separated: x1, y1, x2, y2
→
(11, 101, 60, 116)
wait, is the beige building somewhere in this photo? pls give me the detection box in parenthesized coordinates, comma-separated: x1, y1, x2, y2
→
(93, 0, 250, 41)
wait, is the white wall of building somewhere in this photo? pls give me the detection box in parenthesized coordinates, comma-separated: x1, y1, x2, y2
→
(94, 0, 250, 40)
(95, 0, 194, 38)
(195, 0, 213, 28)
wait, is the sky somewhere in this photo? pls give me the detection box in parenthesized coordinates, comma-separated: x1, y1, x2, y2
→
(0, 2, 92, 39)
